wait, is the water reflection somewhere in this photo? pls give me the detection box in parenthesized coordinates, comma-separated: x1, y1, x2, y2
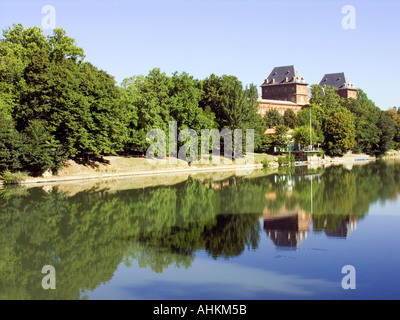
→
(264, 211, 310, 247)
(0, 160, 399, 299)
(324, 216, 358, 238)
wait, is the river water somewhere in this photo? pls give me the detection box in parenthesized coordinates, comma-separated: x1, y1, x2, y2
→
(1, 160, 399, 300)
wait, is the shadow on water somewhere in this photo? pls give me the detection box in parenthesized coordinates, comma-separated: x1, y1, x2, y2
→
(0, 160, 399, 299)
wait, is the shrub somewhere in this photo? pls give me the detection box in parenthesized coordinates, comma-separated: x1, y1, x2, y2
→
(278, 154, 295, 167)
(262, 158, 270, 168)
(0, 170, 27, 185)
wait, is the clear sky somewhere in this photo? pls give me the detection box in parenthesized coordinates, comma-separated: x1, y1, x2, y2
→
(1, 0, 399, 110)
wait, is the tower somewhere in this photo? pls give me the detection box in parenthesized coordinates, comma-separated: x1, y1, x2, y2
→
(319, 72, 357, 99)
(260, 65, 309, 105)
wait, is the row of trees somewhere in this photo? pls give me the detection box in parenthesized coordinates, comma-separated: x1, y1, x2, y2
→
(0, 24, 266, 176)
(263, 85, 400, 157)
(1, 24, 399, 176)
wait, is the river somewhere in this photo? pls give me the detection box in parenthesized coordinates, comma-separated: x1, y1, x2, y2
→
(0, 160, 399, 300)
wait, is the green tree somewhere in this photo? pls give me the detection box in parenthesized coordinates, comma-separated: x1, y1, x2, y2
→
(1, 25, 125, 161)
(119, 76, 141, 153)
(124, 68, 171, 154)
(0, 108, 23, 172)
(199, 74, 265, 151)
(77, 62, 126, 157)
(264, 109, 284, 128)
(272, 124, 290, 150)
(199, 74, 225, 125)
(297, 106, 324, 145)
(292, 125, 318, 147)
(20, 120, 65, 176)
(386, 108, 400, 150)
(309, 84, 325, 106)
(169, 71, 215, 132)
(323, 109, 356, 156)
(309, 84, 342, 113)
(0, 24, 84, 115)
(342, 89, 382, 155)
(200, 75, 259, 129)
(376, 112, 396, 156)
(120, 69, 218, 156)
(283, 109, 298, 129)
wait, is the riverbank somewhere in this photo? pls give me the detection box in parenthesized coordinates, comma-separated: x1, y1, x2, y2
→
(1, 150, 400, 188)
(13, 154, 273, 186)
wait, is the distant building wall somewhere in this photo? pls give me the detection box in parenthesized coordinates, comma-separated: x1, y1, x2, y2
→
(258, 99, 302, 117)
(261, 83, 309, 105)
(338, 88, 357, 99)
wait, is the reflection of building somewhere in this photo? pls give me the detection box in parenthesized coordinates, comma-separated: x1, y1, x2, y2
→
(324, 216, 358, 238)
(263, 206, 310, 247)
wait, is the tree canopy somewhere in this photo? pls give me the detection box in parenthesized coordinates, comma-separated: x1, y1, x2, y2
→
(0, 24, 267, 175)
(0, 24, 398, 176)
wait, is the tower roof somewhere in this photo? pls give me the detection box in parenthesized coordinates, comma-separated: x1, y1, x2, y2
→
(319, 72, 356, 89)
(261, 65, 307, 86)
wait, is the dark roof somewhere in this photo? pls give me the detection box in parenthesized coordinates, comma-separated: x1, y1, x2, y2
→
(261, 65, 307, 86)
(319, 72, 356, 89)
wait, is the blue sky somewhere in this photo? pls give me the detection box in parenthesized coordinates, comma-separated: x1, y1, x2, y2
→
(0, 0, 399, 110)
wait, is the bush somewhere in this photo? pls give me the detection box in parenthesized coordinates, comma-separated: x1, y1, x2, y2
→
(20, 120, 66, 176)
(0, 170, 27, 185)
(0, 111, 24, 172)
(278, 154, 295, 167)
(262, 158, 270, 168)
(0, 117, 66, 176)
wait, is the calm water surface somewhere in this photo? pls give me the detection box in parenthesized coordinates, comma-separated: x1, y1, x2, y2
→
(1, 160, 399, 300)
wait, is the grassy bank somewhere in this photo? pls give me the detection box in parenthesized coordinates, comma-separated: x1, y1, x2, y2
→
(2, 151, 399, 188)
(0, 153, 274, 186)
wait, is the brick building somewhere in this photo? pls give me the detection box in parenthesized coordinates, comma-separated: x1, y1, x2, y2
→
(258, 66, 358, 119)
(258, 65, 309, 117)
(319, 72, 357, 99)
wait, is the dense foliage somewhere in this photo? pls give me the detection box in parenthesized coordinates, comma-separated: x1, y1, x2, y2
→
(291, 85, 398, 157)
(0, 25, 267, 175)
(0, 24, 398, 176)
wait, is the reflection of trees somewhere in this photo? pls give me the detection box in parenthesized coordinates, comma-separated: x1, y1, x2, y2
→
(263, 162, 400, 242)
(308, 162, 400, 235)
(202, 214, 260, 258)
(0, 161, 399, 299)
(0, 178, 262, 299)
(0, 188, 129, 300)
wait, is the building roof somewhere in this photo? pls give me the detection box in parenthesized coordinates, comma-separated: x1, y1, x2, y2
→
(319, 72, 356, 89)
(261, 65, 307, 86)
